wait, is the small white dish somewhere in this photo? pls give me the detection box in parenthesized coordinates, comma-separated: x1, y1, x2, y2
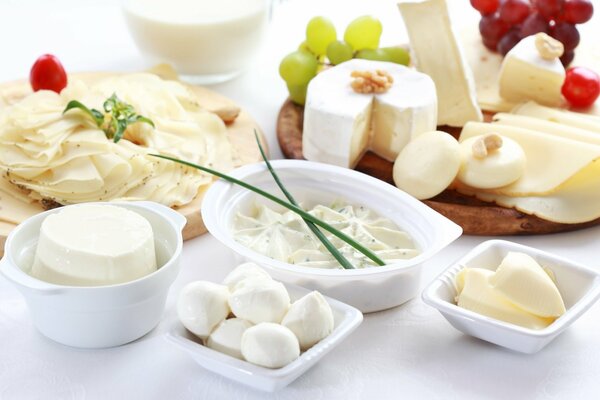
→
(422, 240, 600, 354)
(201, 159, 462, 313)
(166, 281, 363, 392)
(0, 201, 186, 348)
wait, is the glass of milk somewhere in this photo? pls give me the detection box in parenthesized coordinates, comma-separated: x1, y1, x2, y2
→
(122, 0, 269, 84)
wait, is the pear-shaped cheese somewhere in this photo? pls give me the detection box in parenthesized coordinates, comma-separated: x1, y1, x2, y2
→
(490, 252, 566, 318)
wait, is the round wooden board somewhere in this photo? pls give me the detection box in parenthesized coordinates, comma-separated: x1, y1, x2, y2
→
(277, 99, 600, 236)
(0, 72, 266, 255)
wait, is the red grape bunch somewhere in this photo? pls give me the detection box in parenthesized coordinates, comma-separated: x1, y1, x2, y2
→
(470, 0, 594, 66)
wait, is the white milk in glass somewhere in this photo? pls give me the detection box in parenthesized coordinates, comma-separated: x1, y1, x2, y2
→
(123, 0, 268, 83)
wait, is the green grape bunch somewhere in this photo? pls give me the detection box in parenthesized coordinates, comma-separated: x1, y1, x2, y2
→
(278, 15, 411, 106)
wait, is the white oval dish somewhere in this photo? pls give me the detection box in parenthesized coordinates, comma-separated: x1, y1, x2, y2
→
(201, 159, 462, 313)
(166, 281, 363, 392)
(0, 201, 186, 348)
(422, 240, 600, 354)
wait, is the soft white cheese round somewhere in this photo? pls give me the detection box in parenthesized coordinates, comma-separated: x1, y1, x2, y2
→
(177, 281, 230, 340)
(30, 204, 156, 286)
(228, 278, 290, 324)
(281, 291, 334, 350)
(393, 131, 461, 200)
(241, 323, 300, 368)
(206, 318, 253, 359)
(458, 135, 526, 189)
(222, 262, 272, 291)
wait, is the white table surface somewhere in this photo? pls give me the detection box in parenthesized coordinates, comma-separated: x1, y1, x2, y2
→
(1, 0, 600, 399)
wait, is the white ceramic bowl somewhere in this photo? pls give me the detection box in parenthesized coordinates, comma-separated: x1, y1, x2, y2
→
(201, 160, 462, 313)
(0, 201, 186, 348)
(166, 281, 363, 392)
(422, 240, 600, 354)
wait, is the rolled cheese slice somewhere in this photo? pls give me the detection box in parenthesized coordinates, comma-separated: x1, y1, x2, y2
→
(241, 323, 300, 368)
(177, 281, 230, 340)
(228, 278, 291, 324)
(281, 291, 334, 350)
(458, 135, 526, 189)
(303, 58, 437, 168)
(206, 318, 253, 360)
(393, 131, 461, 200)
(30, 204, 156, 286)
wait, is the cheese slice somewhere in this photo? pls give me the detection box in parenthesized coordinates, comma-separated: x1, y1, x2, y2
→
(303, 59, 437, 168)
(511, 102, 600, 134)
(459, 122, 600, 196)
(398, 0, 482, 127)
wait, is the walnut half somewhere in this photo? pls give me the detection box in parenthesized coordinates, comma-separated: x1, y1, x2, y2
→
(535, 32, 564, 61)
(351, 70, 394, 94)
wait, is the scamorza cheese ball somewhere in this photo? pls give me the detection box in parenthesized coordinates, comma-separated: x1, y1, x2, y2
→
(281, 291, 334, 350)
(177, 281, 230, 340)
(241, 323, 300, 368)
(393, 131, 461, 200)
(228, 278, 291, 324)
(222, 262, 272, 291)
(206, 318, 254, 360)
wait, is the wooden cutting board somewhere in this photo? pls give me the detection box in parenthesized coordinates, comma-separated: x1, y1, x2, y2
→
(0, 72, 266, 254)
(277, 99, 600, 236)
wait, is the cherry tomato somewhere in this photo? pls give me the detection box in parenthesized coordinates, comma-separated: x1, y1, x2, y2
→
(561, 67, 600, 108)
(30, 54, 68, 93)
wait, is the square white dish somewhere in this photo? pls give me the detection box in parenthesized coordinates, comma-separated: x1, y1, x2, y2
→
(422, 240, 600, 354)
(165, 281, 363, 392)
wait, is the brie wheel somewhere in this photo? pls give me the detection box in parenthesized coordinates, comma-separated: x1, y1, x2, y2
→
(281, 291, 334, 350)
(303, 59, 437, 168)
(458, 135, 526, 189)
(228, 278, 291, 324)
(241, 323, 300, 368)
(393, 131, 461, 200)
(31, 204, 156, 286)
(206, 318, 253, 360)
(177, 281, 230, 340)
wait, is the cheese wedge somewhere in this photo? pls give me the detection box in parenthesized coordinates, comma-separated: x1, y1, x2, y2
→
(498, 35, 565, 107)
(459, 122, 600, 196)
(398, 0, 482, 127)
(303, 59, 437, 168)
(511, 102, 600, 134)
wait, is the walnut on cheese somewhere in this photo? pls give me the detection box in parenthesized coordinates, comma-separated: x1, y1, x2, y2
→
(351, 70, 394, 94)
(534, 33, 564, 61)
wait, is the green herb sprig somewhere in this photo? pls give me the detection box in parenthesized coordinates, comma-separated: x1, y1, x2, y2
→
(150, 146, 386, 268)
(63, 93, 154, 143)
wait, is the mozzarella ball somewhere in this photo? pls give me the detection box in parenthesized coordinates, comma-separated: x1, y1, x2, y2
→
(281, 291, 334, 350)
(393, 131, 461, 200)
(241, 323, 300, 368)
(229, 278, 291, 324)
(458, 135, 526, 189)
(206, 318, 254, 359)
(222, 262, 272, 291)
(177, 281, 230, 340)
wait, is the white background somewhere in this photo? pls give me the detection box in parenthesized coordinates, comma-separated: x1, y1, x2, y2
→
(1, 0, 600, 399)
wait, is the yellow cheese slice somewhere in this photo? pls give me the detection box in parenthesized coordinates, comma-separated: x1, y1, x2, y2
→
(459, 122, 600, 196)
(511, 102, 600, 134)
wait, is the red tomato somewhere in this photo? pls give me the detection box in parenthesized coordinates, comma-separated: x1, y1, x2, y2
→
(29, 54, 68, 93)
(561, 67, 600, 108)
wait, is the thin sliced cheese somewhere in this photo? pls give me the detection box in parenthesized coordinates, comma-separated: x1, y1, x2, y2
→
(511, 102, 600, 134)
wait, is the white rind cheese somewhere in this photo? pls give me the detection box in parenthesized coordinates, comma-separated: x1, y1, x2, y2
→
(303, 59, 436, 168)
(398, 0, 482, 127)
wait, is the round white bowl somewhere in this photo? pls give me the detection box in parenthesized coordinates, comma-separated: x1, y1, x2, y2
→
(202, 160, 462, 313)
(0, 201, 186, 348)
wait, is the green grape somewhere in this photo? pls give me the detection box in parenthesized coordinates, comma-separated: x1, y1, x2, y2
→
(306, 16, 337, 56)
(381, 47, 410, 66)
(355, 48, 391, 62)
(298, 41, 313, 53)
(326, 40, 353, 65)
(344, 16, 382, 51)
(279, 50, 319, 86)
(287, 82, 308, 105)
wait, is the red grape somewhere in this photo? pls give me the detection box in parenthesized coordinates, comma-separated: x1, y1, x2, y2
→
(551, 22, 580, 51)
(520, 12, 550, 37)
(534, 0, 564, 20)
(479, 14, 510, 44)
(497, 28, 523, 55)
(482, 37, 499, 51)
(470, 0, 500, 15)
(562, 0, 594, 24)
(500, 0, 531, 24)
(562, 67, 600, 108)
(560, 50, 575, 66)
